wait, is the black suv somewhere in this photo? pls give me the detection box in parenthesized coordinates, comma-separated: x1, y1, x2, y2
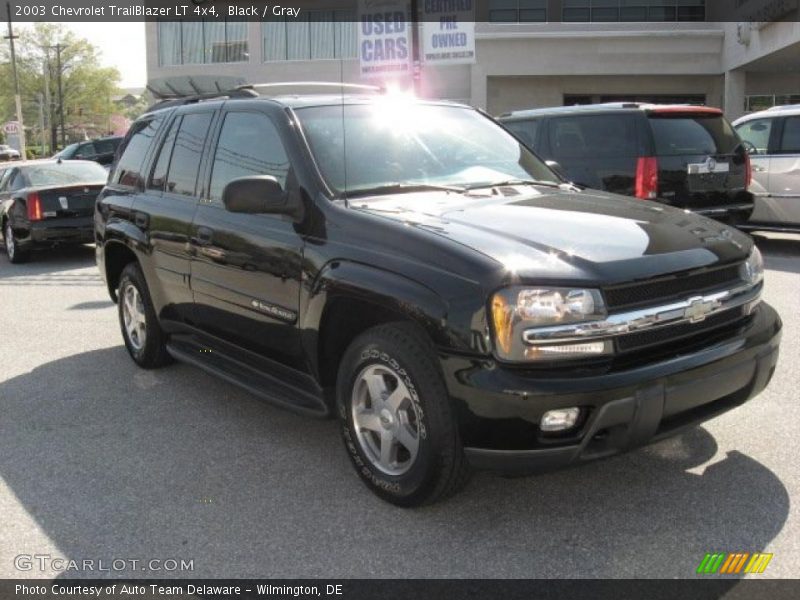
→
(499, 103, 754, 225)
(54, 136, 124, 167)
(95, 88, 781, 506)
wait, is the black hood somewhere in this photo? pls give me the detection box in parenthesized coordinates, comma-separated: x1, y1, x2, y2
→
(353, 185, 752, 284)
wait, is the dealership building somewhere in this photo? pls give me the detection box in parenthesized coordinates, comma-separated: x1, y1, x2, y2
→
(145, 0, 800, 119)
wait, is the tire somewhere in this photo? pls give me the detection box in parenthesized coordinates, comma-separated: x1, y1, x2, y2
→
(117, 262, 173, 369)
(337, 322, 470, 506)
(4, 221, 30, 264)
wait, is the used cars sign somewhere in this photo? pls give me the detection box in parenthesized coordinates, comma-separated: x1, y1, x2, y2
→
(358, 0, 412, 79)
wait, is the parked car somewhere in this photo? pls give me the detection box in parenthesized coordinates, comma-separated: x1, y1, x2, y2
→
(733, 104, 800, 232)
(1, 159, 108, 263)
(498, 103, 754, 225)
(0, 144, 21, 161)
(95, 90, 780, 506)
(53, 136, 124, 167)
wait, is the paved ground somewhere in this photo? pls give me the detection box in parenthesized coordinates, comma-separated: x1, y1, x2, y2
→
(0, 234, 798, 580)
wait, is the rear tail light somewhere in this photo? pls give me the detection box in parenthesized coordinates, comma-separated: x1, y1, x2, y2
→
(635, 157, 659, 200)
(27, 193, 43, 221)
(744, 152, 753, 188)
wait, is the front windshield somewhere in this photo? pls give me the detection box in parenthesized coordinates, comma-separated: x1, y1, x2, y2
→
(24, 162, 108, 186)
(295, 100, 558, 195)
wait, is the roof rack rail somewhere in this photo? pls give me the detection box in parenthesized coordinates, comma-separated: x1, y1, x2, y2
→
(145, 87, 259, 112)
(236, 81, 383, 95)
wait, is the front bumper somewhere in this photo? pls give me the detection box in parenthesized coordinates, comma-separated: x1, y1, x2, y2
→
(441, 302, 781, 474)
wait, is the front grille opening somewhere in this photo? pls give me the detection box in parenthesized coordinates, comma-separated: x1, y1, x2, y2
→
(611, 311, 753, 371)
(604, 264, 742, 311)
(616, 307, 747, 353)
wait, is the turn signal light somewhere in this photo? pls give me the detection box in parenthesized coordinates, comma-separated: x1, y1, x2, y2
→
(635, 157, 659, 200)
(744, 152, 753, 188)
(27, 193, 43, 221)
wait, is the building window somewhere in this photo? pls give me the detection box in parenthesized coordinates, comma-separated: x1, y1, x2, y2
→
(158, 21, 250, 66)
(489, 0, 547, 22)
(262, 10, 358, 62)
(745, 94, 800, 112)
(563, 0, 705, 22)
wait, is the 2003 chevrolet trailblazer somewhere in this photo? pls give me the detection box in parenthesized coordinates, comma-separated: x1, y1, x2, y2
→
(95, 86, 781, 506)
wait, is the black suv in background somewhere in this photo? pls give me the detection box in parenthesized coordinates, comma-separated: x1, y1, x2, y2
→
(54, 136, 124, 167)
(95, 88, 780, 506)
(499, 104, 754, 225)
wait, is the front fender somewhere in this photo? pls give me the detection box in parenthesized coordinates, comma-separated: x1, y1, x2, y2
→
(302, 260, 450, 344)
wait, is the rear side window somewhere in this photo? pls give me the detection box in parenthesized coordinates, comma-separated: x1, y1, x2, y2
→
(164, 112, 214, 196)
(735, 118, 773, 155)
(208, 111, 290, 203)
(149, 118, 180, 191)
(113, 116, 165, 187)
(504, 119, 540, 149)
(779, 116, 800, 154)
(9, 170, 26, 191)
(649, 115, 739, 156)
(548, 114, 638, 159)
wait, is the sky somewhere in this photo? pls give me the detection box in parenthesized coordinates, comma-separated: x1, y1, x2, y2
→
(18, 22, 147, 89)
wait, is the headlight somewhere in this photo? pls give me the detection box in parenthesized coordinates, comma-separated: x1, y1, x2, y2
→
(490, 287, 608, 361)
(741, 246, 764, 286)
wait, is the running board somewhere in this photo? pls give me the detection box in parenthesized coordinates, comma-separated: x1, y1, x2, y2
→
(166, 338, 330, 418)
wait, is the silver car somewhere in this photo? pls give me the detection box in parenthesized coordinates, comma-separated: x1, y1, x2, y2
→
(734, 104, 800, 232)
(0, 145, 21, 161)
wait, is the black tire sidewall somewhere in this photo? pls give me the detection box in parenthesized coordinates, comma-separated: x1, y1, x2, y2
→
(117, 264, 163, 367)
(4, 222, 28, 264)
(337, 327, 452, 505)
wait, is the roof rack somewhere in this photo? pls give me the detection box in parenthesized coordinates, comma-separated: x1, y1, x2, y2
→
(143, 81, 386, 114)
(145, 87, 259, 112)
(236, 81, 383, 95)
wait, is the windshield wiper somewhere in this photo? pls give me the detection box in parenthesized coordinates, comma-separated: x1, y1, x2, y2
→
(464, 179, 561, 191)
(346, 183, 465, 198)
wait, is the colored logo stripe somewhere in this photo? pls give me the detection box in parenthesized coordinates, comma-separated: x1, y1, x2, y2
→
(697, 553, 773, 575)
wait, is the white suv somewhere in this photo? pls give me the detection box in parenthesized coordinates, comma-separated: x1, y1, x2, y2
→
(733, 105, 800, 231)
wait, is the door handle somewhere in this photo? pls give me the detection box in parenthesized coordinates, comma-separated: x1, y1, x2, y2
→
(752, 165, 766, 172)
(192, 226, 214, 246)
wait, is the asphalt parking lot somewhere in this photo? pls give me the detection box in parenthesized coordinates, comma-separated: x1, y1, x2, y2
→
(0, 234, 798, 579)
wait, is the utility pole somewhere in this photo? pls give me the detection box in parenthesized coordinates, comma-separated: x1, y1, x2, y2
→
(36, 93, 45, 156)
(55, 43, 66, 148)
(43, 54, 51, 154)
(4, 2, 26, 157)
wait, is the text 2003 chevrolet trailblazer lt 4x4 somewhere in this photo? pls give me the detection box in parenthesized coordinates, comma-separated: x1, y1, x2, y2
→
(95, 85, 781, 506)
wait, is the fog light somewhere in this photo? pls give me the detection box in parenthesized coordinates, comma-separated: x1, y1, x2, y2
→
(541, 407, 581, 432)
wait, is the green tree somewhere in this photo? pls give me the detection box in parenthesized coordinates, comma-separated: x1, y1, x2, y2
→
(1, 23, 121, 153)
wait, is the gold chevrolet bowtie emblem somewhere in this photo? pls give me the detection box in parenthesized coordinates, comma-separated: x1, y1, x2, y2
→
(684, 297, 716, 323)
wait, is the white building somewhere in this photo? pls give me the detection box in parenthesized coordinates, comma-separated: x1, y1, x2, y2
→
(144, 1, 800, 119)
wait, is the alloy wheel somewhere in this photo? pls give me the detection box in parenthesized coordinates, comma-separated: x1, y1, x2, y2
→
(5, 223, 15, 261)
(121, 283, 147, 352)
(351, 364, 421, 476)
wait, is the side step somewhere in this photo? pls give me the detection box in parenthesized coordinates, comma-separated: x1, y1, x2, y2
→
(166, 337, 330, 418)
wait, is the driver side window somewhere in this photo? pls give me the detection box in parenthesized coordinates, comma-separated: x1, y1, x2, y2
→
(736, 119, 773, 156)
(74, 143, 96, 159)
(208, 112, 290, 204)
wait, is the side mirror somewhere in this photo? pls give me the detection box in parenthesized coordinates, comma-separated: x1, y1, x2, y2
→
(222, 176, 302, 220)
(546, 160, 568, 181)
